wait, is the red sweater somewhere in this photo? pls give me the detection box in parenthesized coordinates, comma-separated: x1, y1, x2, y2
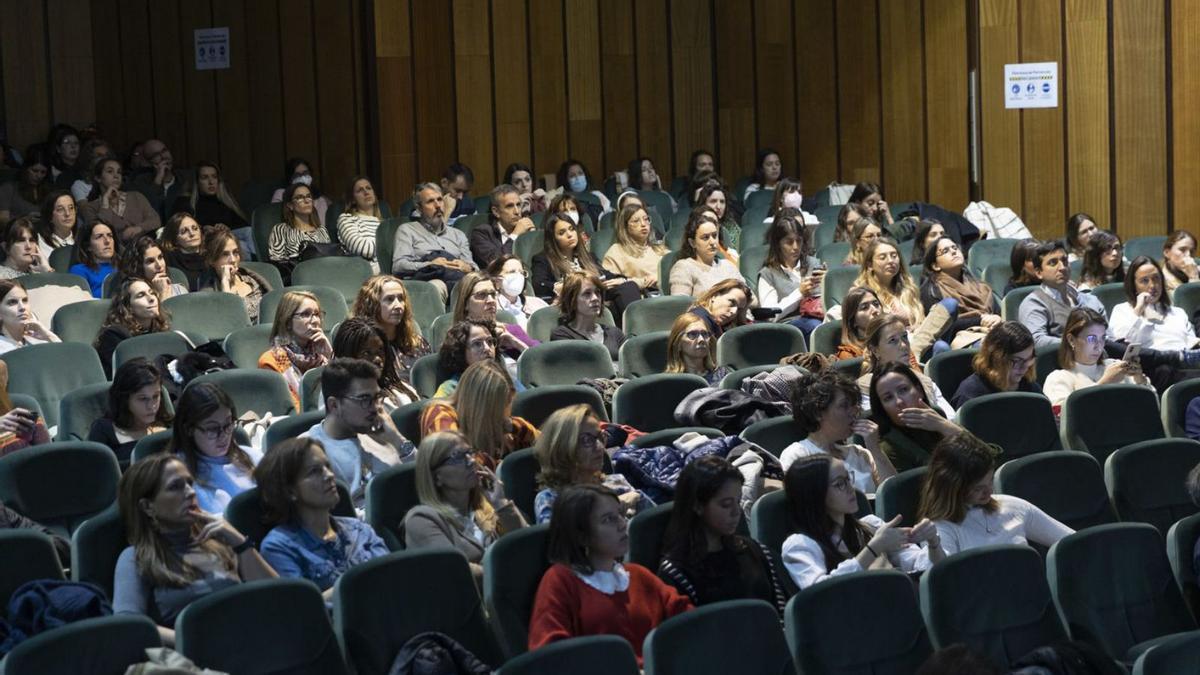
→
(527, 563, 693, 663)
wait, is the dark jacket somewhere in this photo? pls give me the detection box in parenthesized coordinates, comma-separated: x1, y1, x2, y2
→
(0, 501, 70, 567)
(549, 323, 626, 362)
(613, 435, 747, 502)
(468, 221, 513, 270)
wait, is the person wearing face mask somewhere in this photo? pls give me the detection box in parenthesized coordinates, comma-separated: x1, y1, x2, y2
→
(331, 317, 419, 409)
(0, 218, 53, 279)
(555, 159, 610, 222)
(763, 178, 812, 224)
(669, 207, 743, 297)
(78, 156, 161, 242)
(34, 190, 77, 260)
(258, 291, 333, 410)
(94, 278, 172, 379)
(868, 362, 963, 472)
(503, 163, 547, 215)
(602, 203, 668, 295)
(470, 184, 535, 269)
(70, 219, 119, 297)
(549, 271, 628, 361)
(271, 157, 331, 224)
(88, 359, 173, 466)
(663, 313, 732, 385)
(391, 183, 476, 302)
(758, 210, 825, 338)
(159, 213, 206, 291)
(1044, 308, 1149, 408)
(486, 254, 548, 330)
(301, 358, 415, 512)
(0, 280, 60, 355)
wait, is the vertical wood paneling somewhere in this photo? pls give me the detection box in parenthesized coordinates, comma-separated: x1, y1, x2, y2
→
(754, 0, 797, 178)
(179, 2, 220, 166)
(89, 0, 126, 149)
(599, 0, 637, 177)
(528, 0, 568, 180)
(452, 0, 496, 190)
(1172, 0, 1200, 226)
(634, 0, 673, 176)
(314, 0, 361, 198)
(565, 0, 604, 182)
(835, 0, 881, 184)
(978, 0, 1022, 223)
(375, 0, 416, 201)
(411, 1, 457, 181)
(116, 0, 154, 153)
(670, 0, 715, 176)
(147, 1, 187, 161)
(1019, 0, 1065, 235)
(46, 0, 96, 133)
(243, 0, 286, 182)
(794, 0, 839, 192)
(1, 0, 50, 151)
(491, 0, 531, 179)
(1112, 0, 1167, 238)
(714, 0, 757, 183)
(277, 1, 320, 170)
(879, 0, 926, 201)
(1065, 0, 1110, 228)
(212, 0, 252, 190)
(923, 0, 969, 210)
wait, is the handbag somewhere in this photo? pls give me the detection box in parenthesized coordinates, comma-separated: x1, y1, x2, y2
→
(298, 240, 349, 260)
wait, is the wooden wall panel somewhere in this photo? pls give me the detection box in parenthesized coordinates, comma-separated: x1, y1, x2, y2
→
(410, 1, 457, 182)
(1019, 0, 1065, 235)
(879, 0, 926, 201)
(565, 0, 604, 182)
(634, 0, 674, 177)
(924, 0, 969, 211)
(1112, 0, 1167, 238)
(88, 0, 126, 149)
(491, 0, 531, 181)
(452, 0, 495, 189)
(375, 0, 416, 202)
(179, 3, 221, 169)
(314, 0, 361, 197)
(978, 0, 1023, 227)
(243, 0, 287, 183)
(212, 0, 252, 190)
(0, 0, 51, 153)
(46, 0, 96, 134)
(147, 2, 188, 162)
(277, 1, 320, 171)
(835, 0, 881, 184)
(714, 0, 756, 185)
(528, 0, 568, 180)
(1065, 0, 1110, 228)
(793, 0, 839, 192)
(1173, 0, 1200, 225)
(754, 0, 797, 178)
(669, 0, 715, 176)
(600, 0, 637, 177)
(116, 0, 154, 153)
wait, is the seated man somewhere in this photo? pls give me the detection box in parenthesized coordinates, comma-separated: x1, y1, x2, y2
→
(392, 182, 477, 301)
(470, 183, 534, 269)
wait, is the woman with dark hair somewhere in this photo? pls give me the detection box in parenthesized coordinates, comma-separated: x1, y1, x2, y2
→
(88, 358, 172, 464)
(743, 148, 782, 201)
(1044, 308, 1147, 407)
(259, 290, 333, 408)
(868, 362, 962, 472)
(1078, 230, 1125, 291)
(856, 314, 955, 418)
(626, 156, 676, 212)
(158, 212, 205, 291)
(69, 218, 118, 297)
(434, 319, 504, 398)
(0, 218, 53, 279)
(780, 454, 942, 590)
(271, 157, 331, 224)
(35, 190, 77, 260)
(504, 163, 546, 215)
(659, 455, 785, 614)
(764, 177, 806, 224)
(909, 220, 946, 265)
(47, 125, 81, 187)
(170, 381, 261, 514)
(696, 182, 741, 256)
(527, 484, 692, 664)
(669, 207, 743, 297)
(834, 202, 872, 243)
(1162, 230, 1199, 294)
(848, 182, 893, 227)
(173, 161, 249, 232)
(420, 359, 538, 470)
(197, 225, 272, 322)
(0, 145, 51, 225)
(113, 454, 276, 644)
(549, 271, 627, 361)
(531, 212, 639, 316)
(689, 278, 753, 338)
(920, 430, 1072, 555)
(78, 156, 160, 242)
(835, 287, 883, 360)
(267, 182, 330, 267)
(350, 275, 430, 384)
(1064, 212, 1098, 262)
(332, 316, 418, 408)
(758, 208, 825, 337)
(950, 321, 1041, 407)
(663, 312, 732, 384)
(919, 236, 1000, 347)
(337, 175, 383, 272)
(488, 254, 549, 329)
(257, 437, 387, 596)
(1109, 256, 1199, 351)
(0, 280, 59, 354)
(1004, 239, 1041, 295)
(114, 235, 187, 299)
(556, 158, 611, 217)
(94, 278, 171, 378)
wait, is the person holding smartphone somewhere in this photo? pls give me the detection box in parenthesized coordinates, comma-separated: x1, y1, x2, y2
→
(757, 209, 825, 340)
(1044, 308, 1149, 409)
(0, 360, 49, 457)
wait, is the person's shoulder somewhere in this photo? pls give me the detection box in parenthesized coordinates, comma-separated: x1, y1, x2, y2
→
(993, 493, 1033, 512)
(116, 545, 137, 568)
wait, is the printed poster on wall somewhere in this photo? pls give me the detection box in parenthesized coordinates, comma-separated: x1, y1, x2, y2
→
(194, 27, 230, 70)
(1004, 62, 1058, 109)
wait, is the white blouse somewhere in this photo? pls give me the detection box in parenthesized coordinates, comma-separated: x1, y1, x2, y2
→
(1108, 302, 1199, 351)
(779, 437, 879, 494)
(1042, 360, 1150, 408)
(781, 514, 933, 590)
(933, 494, 1073, 556)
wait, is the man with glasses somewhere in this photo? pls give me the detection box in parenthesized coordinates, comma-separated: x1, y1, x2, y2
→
(470, 183, 535, 269)
(130, 139, 190, 219)
(302, 358, 414, 511)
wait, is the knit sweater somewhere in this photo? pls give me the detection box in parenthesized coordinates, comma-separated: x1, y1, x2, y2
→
(668, 257, 743, 297)
(336, 212, 381, 271)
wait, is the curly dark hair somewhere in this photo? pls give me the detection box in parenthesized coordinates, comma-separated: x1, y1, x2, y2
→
(791, 370, 860, 435)
(115, 235, 164, 282)
(437, 319, 500, 377)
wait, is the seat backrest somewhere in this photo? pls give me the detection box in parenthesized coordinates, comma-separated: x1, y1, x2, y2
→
(111, 331, 193, 372)
(817, 243, 852, 271)
(1125, 235, 1170, 263)
(517, 341, 615, 387)
(1002, 285, 1038, 321)
(496, 634, 639, 675)
(820, 265, 859, 310)
(335, 549, 502, 674)
(1160, 378, 1200, 438)
(716, 323, 806, 370)
(920, 544, 1067, 667)
(263, 410, 326, 451)
(0, 441, 120, 535)
(612, 373, 707, 432)
(966, 238, 1018, 276)
(50, 298, 111, 345)
(645, 599, 793, 675)
(0, 530, 65, 607)
(1049, 523, 1197, 660)
(810, 319, 842, 356)
(189, 369, 297, 417)
(874, 467, 928, 527)
(739, 245, 769, 284)
(71, 504, 126, 599)
(623, 295, 694, 336)
(658, 251, 680, 292)
(627, 501, 673, 569)
(365, 463, 419, 551)
(994, 451, 1116, 531)
(482, 523, 552, 660)
(163, 291, 251, 341)
(514, 230, 543, 268)
(258, 285, 348, 330)
(239, 260, 286, 292)
(1062, 384, 1164, 463)
(177, 578, 348, 675)
(22, 271, 91, 294)
(1166, 513, 1200, 623)
(223, 323, 275, 369)
(375, 217, 404, 275)
(1033, 343, 1060, 387)
(1090, 282, 1127, 316)
(957, 392, 1062, 460)
(983, 262, 1013, 297)
(925, 348, 980, 404)
(408, 353, 442, 399)
(719, 364, 778, 390)
(48, 244, 78, 273)
(2, 341, 106, 428)
(425, 312, 454, 350)
(300, 365, 324, 411)
(1174, 281, 1200, 321)
(400, 278, 446, 334)
(750, 490, 799, 597)
(226, 483, 355, 549)
(390, 399, 430, 444)
(0, 614, 162, 675)
(787, 570, 932, 674)
(56, 381, 111, 443)
(1105, 438, 1200, 534)
(617, 331, 669, 378)
(742, 417, 802, 459)
(498, 447, 540, 522)
(512, 385, 608, 427)
(1132, 630, 1200, 675)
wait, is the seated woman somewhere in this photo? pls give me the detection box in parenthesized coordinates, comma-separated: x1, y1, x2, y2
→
(350, 275, 431, 384)
(404, 430, 526, 581)
(331, 317, 418, 409)
(550, 271, 627, 362)
(69, 219, 118, 297)
(159, 212, 205, 291)
(336, 175, 384, 273)
(757, 208, 826, 338)
(87, 358, 172, 465)
(1109, 256, 1200, 352)
(1064, 212, 1098, 263)
(545, 192, 588, 232)
(532, 212, 640, 319)
(687, 278, 753, 340)
(919, 430, 1073, 555)
(743, 149, 783, 202)
(664, 313, 732, 385)
(696, 183, 740, 258)
(843, 218, 883, 267)
(0, 217, 53, 279)
(77, 156, 160, 243)
(919, 236, 1000, 348)
(267, 182, 330, 271)
(453, 271, 536, 359)
(171, 381, 261, 514)
(855, 314, 955, 418)
(0, 360, 50, 457)
(527, 484, 692, 664)
(173, 161, 249, 242)
(420, 359, 538, 470)
(113, 454, 276, 645)
(0, 146, 51, 226)
(196, 225, 273, 322)
(627, 156, 677, 212)
(868, 362, 963, 472)
(94, 278, 171, 379)
(848, 182, 899, 233)
(271, 158, 332, 223)
(114, 235, 188, 299)
(834, 287, 883, 360)
(779, 370, 896, 493)
(1004, 239, 1042, 295)
(1162, 230, 1199, 295)
(658, 455, 785, 614)
(257, 437, 388, 597)
(35, 190, 77, 261)
(487, 254, 548, 330)
(1044, 308, 1149, 408)
(557, 159, 611, 220)
(602, 202, 668, 295)
(669, 207, 743, 297)
(434, 319, 508, 398)
(504, 163, 547, 215)
(259, 290, 333, 409)
(950, 321, 1041, 408)
(763, 177, 806, 225)
(0, 280, 60, 355)
(833, 202, 871, 244)
(780, 454, 943, 590)
(909, 220, 946, 265)
(857, 238, 956, 358)
(533, 403, 651, 524)
(1077, 230, 1125, 291)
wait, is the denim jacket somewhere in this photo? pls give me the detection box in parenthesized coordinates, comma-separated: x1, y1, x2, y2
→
(260, 516, 389, 591)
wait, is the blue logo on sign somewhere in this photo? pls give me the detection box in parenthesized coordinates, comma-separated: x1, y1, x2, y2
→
(1042, 82, 1050, 93)
(1026, 83, 1036, 94)
(1011, 84, 1020, 95)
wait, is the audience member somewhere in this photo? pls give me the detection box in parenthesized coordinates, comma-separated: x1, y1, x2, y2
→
(34, 190, 77, 260)
(94, 278, 171, 378)
(47, 125, 81, 187)
(1109, 256, 1200, 351)
(664, 312, 732, 385)
(391, 182, 475, 300)
(557, 159, 610, 219)
(173, 161, 249, 235)
(757, 209, 825, 337)
(337, 175, 384, 272)
(834, 287, 882, 359)
(487, 254, 548, 330)
(1077, 230, 1125, 290)
(114, 235, 187, 299)
(504, 162, 546, 215)
(742, 148, 782, 201)
(1017, 240, 1105, 348)
(1044, 308, 1148, 408)
(440, 162, 478, 221)
(0, 498, 69, 565)
(868, 362, 962, 472)
(844, 217, 883, 267)
(695, 182, 740, 255)
(857, 314, 955, 417)
(0, 280, 59, 354)
(908, 220, 945, 265)
(87, 358, 171, 465)
(549, 270, 627, 361)
(470, 183, 535, 269)
(170, 381, 260, 514)
(918, 236, 999, 347)
(433, 319, 505, 397)
(764, 177, 806, 224)
(69, 218, 118, 297)
(0, 360, 50, 456)
(1162, 230, 1199, 294)
(689, 278, 752, 338)
(669, 207, 742, 297)
(196, 225, 271, 322)
(331, 316, 418, 408)
(533, 212, 639, 318)
(1064, 212, 1098, 262)
(69, 137, 115, 201)
(1004, 239, 1041, 295)
(420, 359, 537, 470)
(0, 145, 50, 225)
(130, 139, 189, 219)
(270, 157, 331, 224)
(452, 270, 536, 358)
(1188, 463, 1200, 575)
(258, 290, 333, 408)
(950, 321, 1040, 407)
(0, 217, 53, 278)
(833, 202, 871, 243)
(626, 156, 674, 209)
(158, 212, 205, 291)
(848, 182, 895, 229)
(350, 274, 431, 383)
(602, 202, 668, 295)
(78, 156, 161, 242)
(267, 182, 330, 267)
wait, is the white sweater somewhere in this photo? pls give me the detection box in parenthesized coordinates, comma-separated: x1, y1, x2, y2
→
(933, 494, 1073, 556)
(1108, 302, 1199, 351)
(781, 514, 933, 590)
(779, 437, 878, 493)
(1042, 360, 1150, 407)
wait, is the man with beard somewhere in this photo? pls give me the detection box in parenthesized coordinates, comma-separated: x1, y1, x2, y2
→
(392, 182, 476, 301)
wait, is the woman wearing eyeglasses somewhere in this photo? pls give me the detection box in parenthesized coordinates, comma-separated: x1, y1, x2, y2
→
(403, 430, 526, 582)
(258, 290, 333, 409)
(950, 321, 1042, 408)
(1043, 308, 1148, 408)
(918, 236, 1000, 349)
(170, 382, 261, 515)
(451, 271, 537, 360)
(486, 254, 548, 330)
(664, 313, 731, 385)
(267, 183, 330, 269)
(432, 319, 516, 398)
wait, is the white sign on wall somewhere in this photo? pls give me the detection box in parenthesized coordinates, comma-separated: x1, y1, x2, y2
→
(1004, 62, 1058, 109)
(194, 27, 230, 70)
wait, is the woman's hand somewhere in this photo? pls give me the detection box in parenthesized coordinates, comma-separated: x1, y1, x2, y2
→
(851, 418, 880, 450)
(896, 406, 958, 436)
(0, 408, 37, 435)
(21, 318, 55, 342)
(1097, 360, 1130, 385)
(311, 331, 334, 360)
(151, 275, 174, 299)
(642, 275, 658, 290)
(497, 326, 528, 353)
(1134, 291, 1152, 317)
(617, 490, 641, 516)
(193, 511, 248, 548)
(980, 313, 1002, 329)
(29, 253, 52, 274)
(907, 518, 941, 547)
(602, 277, 625, 289)
(218, 263, 235, 291)
(477, 465, 508, 507)
(1183, 256, 1200, 282)
(867, 514, 908, 555)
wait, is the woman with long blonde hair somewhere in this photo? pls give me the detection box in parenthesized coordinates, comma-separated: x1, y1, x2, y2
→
(419, 359, 538, 470)
(602, 202, 668, 294)
(663, 312, 731, 384)
(351, 274, 430, 383)
(258, 290, 332, 408)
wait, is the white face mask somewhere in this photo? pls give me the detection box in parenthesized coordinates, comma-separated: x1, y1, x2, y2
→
(783, 192, 804, 209)
(501, 273, 526, 296)
(564, 210, 580, 225)
(292, 174, 313, 186)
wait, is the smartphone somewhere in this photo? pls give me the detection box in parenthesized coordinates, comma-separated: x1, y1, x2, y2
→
(1122, 343, 1141, 364)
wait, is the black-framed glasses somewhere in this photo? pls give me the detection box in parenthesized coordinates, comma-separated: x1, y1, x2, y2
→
(683, 329, 712, 341)
(341, 392, 385, 408)
(435, 449, 477, 469)
(195, 421, 235, 440)
(578, 431, 604, 448)
(471, 290, 498, 301)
